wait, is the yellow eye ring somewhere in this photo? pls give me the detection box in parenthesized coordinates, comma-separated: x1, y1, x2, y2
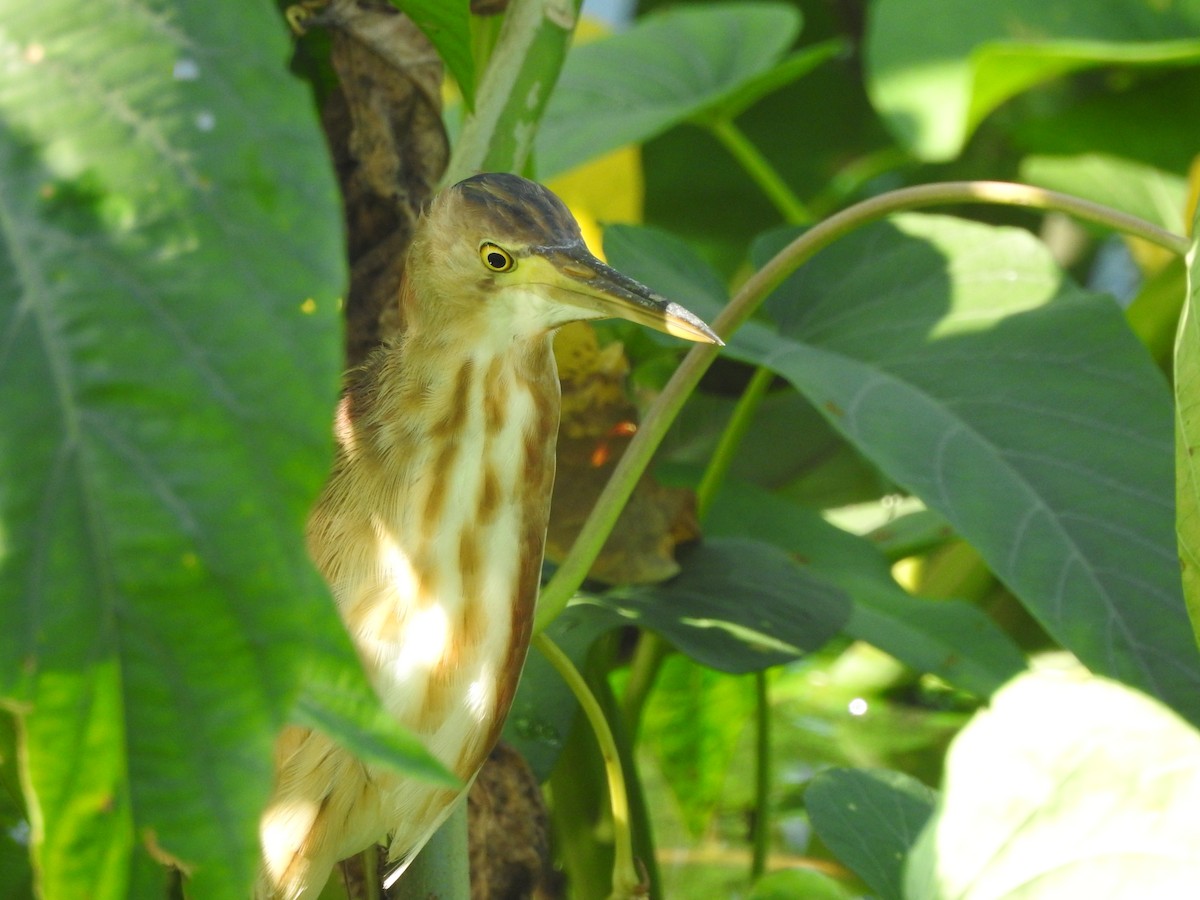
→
(480, 243, 515, 272)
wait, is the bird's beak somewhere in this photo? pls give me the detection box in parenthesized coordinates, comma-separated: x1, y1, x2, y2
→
(533, 244, 723, 345)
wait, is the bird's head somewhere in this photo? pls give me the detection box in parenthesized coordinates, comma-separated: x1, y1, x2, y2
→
(402, 172, 722, 348)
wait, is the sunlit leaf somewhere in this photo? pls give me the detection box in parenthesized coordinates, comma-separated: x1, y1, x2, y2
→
(1020, 153, 1190, 234)
(806, 767, 936, 900)
(0, 2, 436, 895)
(748, 868, 855, 900)
(538, 2, 804, 178)
(640, 655, 755, 836)
(905, 665, 1200, 898)
(866, 0, 1200, 160)
(1177, 204, 1200, 642)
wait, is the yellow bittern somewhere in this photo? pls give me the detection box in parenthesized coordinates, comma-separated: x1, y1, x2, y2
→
(256, 173, 720, 898)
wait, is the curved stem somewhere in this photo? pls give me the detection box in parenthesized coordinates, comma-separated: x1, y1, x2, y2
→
(534, 633, 642, 899)
(535, 181, 1189, 632)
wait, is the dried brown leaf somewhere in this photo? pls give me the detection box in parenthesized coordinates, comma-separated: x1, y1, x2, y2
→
(547, 323, 700, 585)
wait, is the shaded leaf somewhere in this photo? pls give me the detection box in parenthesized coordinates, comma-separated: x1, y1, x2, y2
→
(905, 664, 1200, 898)
(701, 478, 1025, 697)
(806, 767, 936, 900)
(866, 0, 1200, 160)
(0, 3, 429, 895)
(537, 2, 803, 178)
(599, 538, 851, 674)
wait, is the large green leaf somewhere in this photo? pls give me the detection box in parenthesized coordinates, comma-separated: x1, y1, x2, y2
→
(0, 2, 443, 896)
(536, 2, 804, 178)
(905, 665, 1200, 898)
(1178, 204, 1200, 642)
(754, 215, 1200, 722)
(866, 0, 1200, 160)
(806, 767, 936, 900)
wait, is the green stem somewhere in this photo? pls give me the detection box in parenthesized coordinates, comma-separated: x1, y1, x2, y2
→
(750, 671, 771, 881)
(694, 365, 775, 520)
(364, 846, 379, 900)
(619, 632, 671, 739)
(535, 633, 642, 899)
(534, 181, 1188, 633)
(707, 118, 812, 225)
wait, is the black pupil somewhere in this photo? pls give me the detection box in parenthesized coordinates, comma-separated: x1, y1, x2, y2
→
(487, 251, 507, 269)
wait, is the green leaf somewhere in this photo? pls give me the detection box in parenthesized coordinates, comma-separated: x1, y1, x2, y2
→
(445, 0, 580, 182)
(750, 216, 1200, 723)
(748, 868, 855, 900)
(1020, 153, 1190, 233)
(805, 767, 936, 900)
(866, 0, 1200, 160)
(394, 0, 475, 108)
(639, 655, 755, 837)
(601, 538, 851, 674)
(1177, 206, 1200, 643)
(905, 665, 1200, 898)
(537, 2, 804, 178)
(701, 478, 1025, 697)
(0, 3, 421, 895)
(294, 672, 455, 788)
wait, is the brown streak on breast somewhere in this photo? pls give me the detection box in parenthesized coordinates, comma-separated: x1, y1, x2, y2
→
(421, 439, 457, 530)
(483, 357, 507, 435)
(431, 360, 473, 438)
(414, 664, 455, 733)
(477, 463, 501, 524)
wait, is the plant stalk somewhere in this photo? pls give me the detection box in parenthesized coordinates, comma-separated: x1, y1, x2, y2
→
(535, 633, 643, 899)
(751, 670, 771, 881)
(707, 117, 812, 224)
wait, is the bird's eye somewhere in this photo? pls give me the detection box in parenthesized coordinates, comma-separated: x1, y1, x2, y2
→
(480, 243, 515, 273)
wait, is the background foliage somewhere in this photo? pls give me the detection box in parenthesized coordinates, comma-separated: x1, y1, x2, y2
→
(2, 0, 1200, 898)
